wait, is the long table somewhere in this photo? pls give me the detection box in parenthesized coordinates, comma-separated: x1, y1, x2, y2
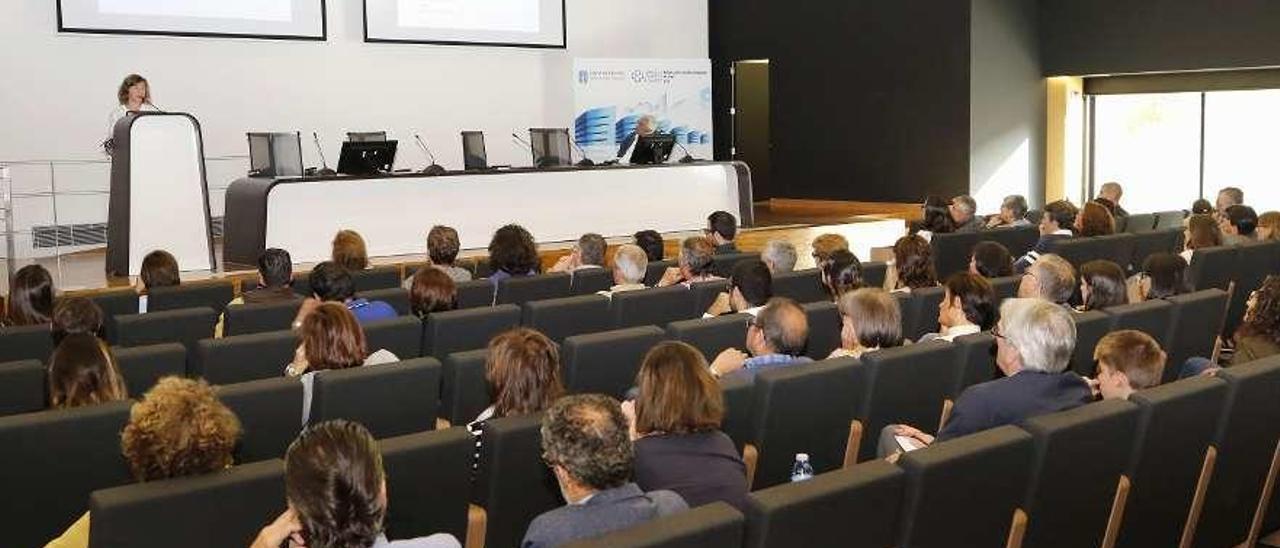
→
(222, 161, 753, 267)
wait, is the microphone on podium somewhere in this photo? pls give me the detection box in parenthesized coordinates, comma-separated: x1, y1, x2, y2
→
(673, 140, 699, 164)
(306, 132, 336, 176)
(511, 132, 545, 168)
(570, 138, 595, 167)
(414, 134, 447, 176)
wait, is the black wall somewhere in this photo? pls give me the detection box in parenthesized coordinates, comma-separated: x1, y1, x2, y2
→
(1041, 0, 1280, 76)
(710, 2, 972, 202)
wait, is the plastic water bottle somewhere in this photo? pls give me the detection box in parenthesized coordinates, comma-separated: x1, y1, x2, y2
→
(790, 453, 814, 482)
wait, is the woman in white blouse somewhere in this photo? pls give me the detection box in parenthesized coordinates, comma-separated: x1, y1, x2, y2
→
(104, 74, 158, 156)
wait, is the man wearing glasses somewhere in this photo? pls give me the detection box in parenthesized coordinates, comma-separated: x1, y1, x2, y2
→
(708, 297, 810, 379)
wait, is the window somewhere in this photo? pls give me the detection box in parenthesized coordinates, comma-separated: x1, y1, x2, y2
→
(1203, 89, 1280, 210)
(1091, 93, 1202, 213)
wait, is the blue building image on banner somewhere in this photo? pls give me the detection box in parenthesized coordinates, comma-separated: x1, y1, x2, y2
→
(575, 106, 616, 146)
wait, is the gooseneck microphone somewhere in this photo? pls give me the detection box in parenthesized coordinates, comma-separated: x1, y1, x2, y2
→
(511, 132, 542, 168)
(673, 140, 698, 164)
(414, 133, 447, 176)
(309, 132, 336, 176)
(570, 138, 595, 167)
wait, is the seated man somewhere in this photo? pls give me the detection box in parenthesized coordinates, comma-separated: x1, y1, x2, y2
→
(1092, 330, 1166, 401)
(1017, 254, 1076, 307)
(550, 233, 607, 273)
(706, 211, 739, 254)
(1220, 204, 1259, 246)
(251, 420, 460, 548)
(296, 262, 397, 326)
(760, 239, 797, 274)
(633, 230, 665, 262)
(1094, 182, 1129, 218)
(949, 195, 984, 233)
(885, 298, 1091, 455)
(657, 237, 722, 287)
(705, 259, 772, 317)
(709, 297, 810, 380)
(523, 394, 687, 548)
(217, 248, 300, 337)
(1215, 186, 1244, 218)
(1014, 200, 1078, 272)
(404, 226, 472, 287)
(920, 272, 996, 342)
(985, 195, 1032, 228)
(599, 244, 649, 296)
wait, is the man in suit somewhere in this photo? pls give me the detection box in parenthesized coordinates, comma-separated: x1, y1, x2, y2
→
(1094, 181, 1129, 218)
(617, 114, 657, 161)
(523, 394, 687, 548)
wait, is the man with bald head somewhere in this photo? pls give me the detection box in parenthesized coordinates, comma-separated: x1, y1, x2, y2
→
(1095, 182, 1128, 218)
(617, 114, 658, 162)
(708, 297, 811, 380)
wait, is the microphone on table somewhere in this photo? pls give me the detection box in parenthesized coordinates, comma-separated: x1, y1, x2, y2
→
(511, 132, 543, 168)
(673, 140, 699, 164)
(306, 131, 336, 176)
(570, 137, 595, 167)
(414, 133, 447, 176)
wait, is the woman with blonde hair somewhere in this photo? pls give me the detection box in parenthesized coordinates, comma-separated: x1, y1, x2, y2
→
(47, 333, 128, 410)
(1256, 211, 1280, 241)
(332, 229, 370, 271)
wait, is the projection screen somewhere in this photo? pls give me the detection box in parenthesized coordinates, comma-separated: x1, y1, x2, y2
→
(363, 0, 566, 48)
(57, 0, 327, 40)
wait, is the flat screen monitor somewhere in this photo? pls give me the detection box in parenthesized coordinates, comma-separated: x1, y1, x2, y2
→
(462, 131, 488, 170)
(247, 132, 304, 177)
(529, 128, 571, 168)
(630, 134, 675, 165)
(337, 141, 398, 175)
(346, 131, 388, 142)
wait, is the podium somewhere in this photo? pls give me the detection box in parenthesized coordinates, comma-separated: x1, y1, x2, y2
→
(106, 112, 216, 277)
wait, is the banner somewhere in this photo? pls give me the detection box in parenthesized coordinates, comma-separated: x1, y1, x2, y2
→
(573, 58, 714, 163)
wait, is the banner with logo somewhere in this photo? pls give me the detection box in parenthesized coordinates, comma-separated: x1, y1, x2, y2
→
(572, 58, 714, 163)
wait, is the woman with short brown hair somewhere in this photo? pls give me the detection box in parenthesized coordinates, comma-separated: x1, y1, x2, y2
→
(1076, 201, 1116, 237)
(409, 267, 458, 318)
(474, 328, 563, 425)
(890, 234, 939, 292)
(625, 341, 748, 510)
(3, 264, 54, 326)
(47, 333, 128, 410)
(332, 229, 370, 271)
(1182, 214, 1224, 262)
(285, 303, 398, 424)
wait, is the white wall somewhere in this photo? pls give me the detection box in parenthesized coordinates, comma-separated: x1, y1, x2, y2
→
(0, 0, 707, 257)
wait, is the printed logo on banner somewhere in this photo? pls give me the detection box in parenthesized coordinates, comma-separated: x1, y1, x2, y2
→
(573, 58, 714, 163)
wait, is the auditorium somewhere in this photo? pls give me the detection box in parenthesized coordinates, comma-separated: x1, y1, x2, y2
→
(3, 1, 1280, 546)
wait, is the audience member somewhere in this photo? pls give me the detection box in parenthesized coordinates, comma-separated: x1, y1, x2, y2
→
(889, 234, 938, 292)
(408, 267, 457, 318)
(1131, 253, 1190, 302)
(984, 195, 1032, 228)
(705, 259, 772, 317)
(633, 230, 665, 262)
(332, 229, 370, 271)
(137, 250, 180, 313)
(760, 239, 798, 274)
(819, 248, 863, 300)
(1017, 254, 1075, 306)
(709, 297, 810, 380)
(912, 196, 955, 238)
(829, 288, 903, 358)
(949, 195, 983, 233)
(1078, 260, 1128, 311)
(251, 420, 461, 548)
(1191, 198, 1214, 216)
(1093, 330, 1165, 401)
(216, 248, 300, 337)
(47, 333, 127, 410)
(550, 233, 607, 273)
(1257, 211, 1280, 242)
(419, 225, 473, 283)
(1221, 204, 1259, 245)
(969, 241, 1014, 278)
(657, 237, 721, 287)
(601, 244, 648, 295)
(1216, 187, 1244, 218)
(1075, 201, 1116, 237)
(298, 262, 397, 325)
(1182, 214, 1224, 262)
(4, 264, 54, 326)
(286, 303, 398, 424)
(50, 296, 104, 344)
(523, 394, 688, 548)
(488, 224, 540, 286)
(885, 299, 1091, 455)
(1094, 182, 1129, 218)
(706, 211, 739, 254)
(922, 272, 995, 342)
(48, 377, 241, 547)
(809, 233, 850, 265)
(623, 342, 749, 511)
(1185, 276, 1280, 378)
(469, 328, 564, 459)
(1014, 200, 1077, 272)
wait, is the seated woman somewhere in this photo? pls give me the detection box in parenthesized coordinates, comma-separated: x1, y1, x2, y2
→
(412, 225, 473, 284)
(1257, 211, 1280, 242)
(487, 224, 540, 287)
(4, 264, 54, 327)
(285, 303, 398, 424)
(1076, 201, 1116, 238)
(47, 333, 127, 410)
(1078, 260, 1129, 311)
(1014, 200, 1078, 273)
(658, 237, 723, 287)
(137, 250, 180, 314)
(820, 249, 863, 300)
(623, 341, 748, 511)
(809, 233, 850, 266)
(910, 196, 955, 241)
(888, 234, 939, 292)
(922, 272, 995, 342)
(969, 241, 1014, 278)
(408, 267, 457, 319)
(1183, 275, 1280, 377)
(297, 262, 397, 325)
(51, 297, 104, 344)
(1129, 253, 1191, 303)
(830, 288, 904, 358)
(1181, 214, 1223, 263)
(634, 229, 666, 262)
(332, 229, 370, 271)
(46, 377, 241, 548)
(469, 328, 564, 455)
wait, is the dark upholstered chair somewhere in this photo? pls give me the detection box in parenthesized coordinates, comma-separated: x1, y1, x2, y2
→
(712, 252, 761, 278)
(719, 373, 755, 453)
(950, 332, 997, 398)
(1122, 213, 1157, 234)
(114, 343, 186, 396)
(222, 299, 301, 337)
(801, 301, 840, 360)
(990, 275, 1021, 302)
(353, 266, 403, 292)
(1225, 241, 1280, 336)
(1187, 246, 1237, 292)
(743, 460, 904, 548)
(854, 342, 961, 462)
(471, 414, 561, 548)
(569, 268, 613, 296)
(310, 358, 441, 439)
(440, 349, 491, 428)
(0, 323, 56, 363)
(562, 326, 665, 398)
(644, 260, 677, 287)
(363, 315, 423, 359)
(0, 359, 46, 416)
(495, 273, 571, 305)
(216, 376, 303, 463)
(381, 427, 476, 543)
(521, 295, 611, 343)
(930, 231, 982, 280)
(1045, 236, 1105, 269)
(147, 282, 235, 314)
(1154, 210, 1187, 231)
(564, 502, 744, 548)
(1128, 228, 1184, 276)
(422, 305, 520, 360)
(1165, 289, 1229, 384)
(361, 287, 411, 316)
(610, 285, 697, 329)
(114, 307, 217, 355)
(1069, 311, 1112, 378)
(194, 329, 296, 384)
(1103, 299, 1175, 350)
(692, 280, 733, 314)
(862, 261, 889, 289)
(902, 286, 945, 341)
(665, 314, 751, 362)
(457, 279, 497, 309)
(771, 269, 829, 304)
(986, 226, 1040, 257)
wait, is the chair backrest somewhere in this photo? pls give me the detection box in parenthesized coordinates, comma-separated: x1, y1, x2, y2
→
(897, 425, 1034, 548)
(1069, 310, 1112, 378)
(466, 257, 494, 279)
(381, 427, 475, 542)
(1165, 289, 1230, 384)
(856, 342, 961, 462)
(0, 359, 46, 416)
(440, 349, 491, 427)
(902, 286, 945, 341)
(216, 376, 303, 463)
(712, 252, 761, 278)
(930, 231, 982, 280)
(1187, 246, 1238, 292)
(719, 373, 755, 452)
(1224, 240, 1280, 336)
(862, 261, 889, 289)
(195, 329, 297, 384)
(748, 358, 861, 489)
(1122, 213, 1157, 234)
(644, 259, 677, 287)
(472, 413, 561, 548)
(1192, 356, 1280, 548)
(457, 279, 497, 309)
(990, 275, 1021, 302)
(562, 326, 666, 398)
(147, 282, 235, 314)
(610, 285, 697, 329)
(90, 290, 140, 341)
(310, 358, 441, 439)
(352, 265, 403, 292)
(569, 268, 614, 296)
(521, 295, 612, 343)
(1045, 236, 1105, 269)
(951, 333, 997, 398)
(495, 273, 571, 305)
(1154, 210, 1187, 230)
(1119, 375, 1230, 548)
(801, 301, 840, 360)
(1103, 299, 1175, 350)
(691, 280, 733, 313)
(114, 307, 217, 354)
(771, 269, 830, 304)
(564, 502, 745, 548)
(1129, 228, 1184, 276)
(87, 459, 284, 548)
(0, 400, 133, 548)
(423, 305, 521, 359)
(665, 313, 751, 362)
(363, 315, 423, 359)
(114, 343, 186, 396)
(0, 323, 55, 363)
(223, 299, 301, 337)
(361, 287, 411, 316)
(1021, 399, 1141, 548)
(743, 460, 904, 548)
(986, 226, 1041, 257)
(1094, 233, 1137, 270)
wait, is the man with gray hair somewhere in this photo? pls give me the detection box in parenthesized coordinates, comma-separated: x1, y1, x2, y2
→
(760, 239, 797, 274)
(617, 114, 658, 162)
(1017, 254, 1076, 306)
(600, 244, 648, 296)
(986, 195, 1032, 228)
(949, 195, 983, 233)
(550, 233, 607, 273)
(885, 298, 1091, 454)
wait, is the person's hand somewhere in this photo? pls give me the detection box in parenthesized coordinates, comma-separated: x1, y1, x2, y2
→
(620, 399, 639, 441)
(286, 344, 309, 377)
(657, 267, 683, 288)
(710, 348, 749, 377)
(250, 509, 303, 548)
(1198, 366, 1223, 378)
(705, 292, 732, 316)
(893, 424, 935, 446)
(550, 254, 575, 273)
(1085, 377, 1101, 398)
(293, 297, 321, 327)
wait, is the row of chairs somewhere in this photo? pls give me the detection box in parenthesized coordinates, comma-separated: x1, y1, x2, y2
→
(929, 225, 1186, 281)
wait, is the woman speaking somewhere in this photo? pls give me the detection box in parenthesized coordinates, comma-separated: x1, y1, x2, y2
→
(103, 74, 158, 156)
